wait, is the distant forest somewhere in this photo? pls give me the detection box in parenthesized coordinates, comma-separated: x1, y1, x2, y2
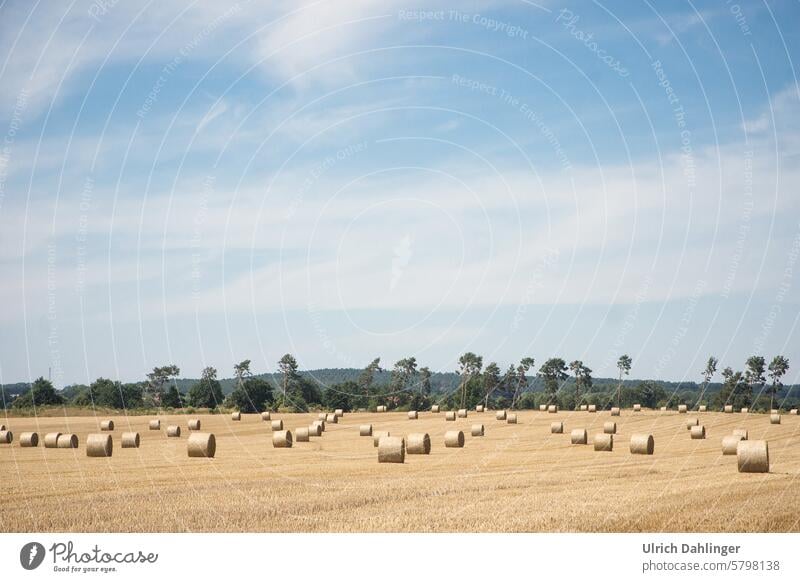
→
(2, 352, 796, 413)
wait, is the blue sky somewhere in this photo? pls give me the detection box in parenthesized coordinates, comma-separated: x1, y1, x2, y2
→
(1, 0, 799, 387)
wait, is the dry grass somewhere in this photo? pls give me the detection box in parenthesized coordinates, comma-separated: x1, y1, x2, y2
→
(1, 410, 799, 533)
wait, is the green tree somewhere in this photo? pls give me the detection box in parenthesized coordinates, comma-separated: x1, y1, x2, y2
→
(511, 357, 534, 408)
(272, 355, 321, 412)
(717, 367, 749, 409)
(85, 377, 144, 409)
(767, 355, 790, 411)
(145, 364, 180, 407)
(744, 356, 766, 409)
(616, 354, 632, 407)
(698, 356, 718, 407)
(278, 354, 299, 400)
(324, 381, 355, 412)
(482, 362, 501, 409)
(118, 383, 144, 408)
(407, 390, 431, 412)
(391, 357, 418, 392)
(538, 358, 568, 404)
(462, 375, 485, 409)
(569, 360, 593, 408)
(418, 366, 432, 395)
(71, 389, 93, 407)
(637, 380, 666, 408)
(229, 377, 273, 413)
(187, 366, 224, 409)
(289, 376, 322, 409)
(717, 367, 734, 407)
(233, 359, 252, 386)
(358, 358, 382, 402)
(456, 352, 483, 408)
(162, 384, 183, 408)
(89, 377, 118, 408)
(12, 377, 63, 408)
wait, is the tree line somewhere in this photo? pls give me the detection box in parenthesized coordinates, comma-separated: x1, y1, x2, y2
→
(3, 352, 793, 413)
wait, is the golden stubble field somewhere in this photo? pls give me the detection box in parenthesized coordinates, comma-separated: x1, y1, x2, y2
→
(1, 409, 798, 532)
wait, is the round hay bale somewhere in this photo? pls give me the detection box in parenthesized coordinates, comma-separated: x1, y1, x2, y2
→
(100, 420, 114, 431)
(296, 427, 310, 442)
(149, 419, 160, 430)
(231, 411, 241, 421)
(507, 414, 518, 424)
(325, 413, 338, 424)
(686, 418, 699, 429)
(444, 430, 465, 448)
(547, 405, 557, 413)
(539, 404, 547, 411)
(445, 411, 456, 421)
(690, 425, 706, 439)
(0, 430, 13, 444)
(272, 430, 292, 448)
(86, 434, 112, 457)
(121, 432, 140, 448)
(771, 409, 778, 414)
(457, 408, 468, 418)
(579, 404, 588, 411)
(407, 433, 431, 454)
(770, 413, 781, 425)
(733, 428, 748, 440)
(261, 411, 271, 421)
(318, 413, 327, 420)
(571, 429, 588, 445)
(334, 409, 344, 418)
(723, 405, 733, 413)
(678, 404, 688, 413)
(588, 405, 597, 413)
(475, 404, 484, 412)
(741, 407, 749, 414)
(166, 425, 181, 438)
(699, 405, 707, 412)
(790, 409, 798, 415)
(737, 440, 769, 473)
(603, 421, 617, 435)
(431, 405, 440, 413)
(377, 405, 387, 413)
(633, 404, 642, 412)
(722, 434, 744, 455)
(314, 420, 326, 432)
(378, 436, 405, 463)
(188, 419, 201, 431)
(308, 424, 322, 437)
(20, 432, 38, 447)
(57, 434, 79, 448)
(373, 430, 390, 447)
(471, 424, 485, 437)
(271, 420, 284, 431)
(43, 432, 61, 448)
(594, 433, 613, 451)
(187, 432, 216, 458)
(408, 410, 418, 420)
(551, 421, 563, 434)
(495, 410, 507, 420)
(610, 407, 620, 416)
(629, 433, 654, 455)
(360, 424, 373, 436)
(660, 406, 667, 411)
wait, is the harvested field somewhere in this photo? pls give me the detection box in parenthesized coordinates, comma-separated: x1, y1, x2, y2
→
(1, 410, 799, 533)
